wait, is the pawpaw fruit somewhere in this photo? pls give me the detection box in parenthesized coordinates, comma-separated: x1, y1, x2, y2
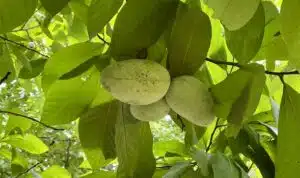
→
(165, 75, 214, 126)
(101, 59, 170, 105)
(130, 99, 170, 121)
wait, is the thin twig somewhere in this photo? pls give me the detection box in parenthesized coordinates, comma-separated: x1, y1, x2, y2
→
(0, 110, 64, 131)
(0, 36, 49, 58)
(64, 139, 72, 168)
(15, 161, 42, 178)
(205, 58, 299, 76)
(206, 118, 221, 152)
(0, 72, 11, 84)
(97, 34, 110, 45)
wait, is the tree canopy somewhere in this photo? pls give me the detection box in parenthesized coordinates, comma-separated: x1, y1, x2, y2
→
(0, 0, 299, 178)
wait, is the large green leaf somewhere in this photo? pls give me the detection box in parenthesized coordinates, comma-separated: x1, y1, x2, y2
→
(276, 84, 300, 178)
(0, 41, 15, 81)
(5, 108, 32, 133)
(115, 103, 155, 178)
(41, 69, 99, 125)
(153, 140, 187, 157)
(225, 3, 265, 64)
(41, 165, 71, 178)
(163, 161, 190, 178)
(18, 59, 47, 79)
(280, 0, 300, 69)
(210, 153, 240, 178)
(2, 134, 49, 154)
(110, 0, 179, 59)
(40, 0, 70, 16)
(0, 0, 37, 34)
(168, 3, 211, 77)
(42, 42, 103, 91)
(87, 0, 123, 38)
(205, 0, 260, 30)
(79, 100, 118, 169)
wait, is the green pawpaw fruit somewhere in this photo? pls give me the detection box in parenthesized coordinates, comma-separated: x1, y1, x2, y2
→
(101, 59, 170, 105)
(130, 98, 170, 121)
(166, 75, 215, 127)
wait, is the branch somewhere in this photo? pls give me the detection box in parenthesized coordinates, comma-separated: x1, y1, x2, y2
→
(206, 118, 221, 152)
(0, 36, 49, 58)
(0, 72, 11, 84)
(205, 58, 300, 76)
(0, 110, 64, 131)
(15, 161, 42, 178)
(64, 139, 72, 168)
(97, 34, 110, 45)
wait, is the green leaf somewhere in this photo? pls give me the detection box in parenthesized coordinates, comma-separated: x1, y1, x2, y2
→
(11, 46, 32, 71)
(110, 0, 179, 59)
(163, 161, 190, 178)
(41, 165, 71, 178)
(0, 147, 11, 160)
(11, 150, 28, 176)
(69, 16, 89, 42)
(69, 0, 88, 23)
(81, 171, 115, 178)
(42, 42, 103, 91)
(168, 3, 211, 77)
(18, 59, 47, 79)
(154, 141, 187, 157)
(87, 0, 123, 38)
(205, 0, 260, 30)
(79, 100, 118, 169)
(41, 68, 99, 125)
(0, 0, 37, 34)
(0, 44, 15, 81)
(3, 134, 49, 154)
(276, 84, 300, 178)
(5, 108, 32, 132)
(191, 150, 209, 176)
(211, 64, 265, 120)
(225, 3, 265, 64)
(210, 152, 240, 178)
(280, 0, 300, 69)
(40, 0, 70, 16)
(115, 103, 155, 178)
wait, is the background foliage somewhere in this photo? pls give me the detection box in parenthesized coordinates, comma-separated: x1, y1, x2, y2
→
(0, 0, 299, 178)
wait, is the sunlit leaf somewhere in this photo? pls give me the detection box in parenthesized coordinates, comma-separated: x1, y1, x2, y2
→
(3, 134, 49, 154)
(41, 165, 71, 178)
(168, 3, 211, 77)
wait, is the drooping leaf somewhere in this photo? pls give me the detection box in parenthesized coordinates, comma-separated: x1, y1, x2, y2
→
(18, 59, 47, 79)
(11, 46, 32, 72)
(0, 0, 37, 34)
(191, 150, 209, 176)
(41, 68, 99, 125)
(115, 103, 155, 178)
(276, 84, 300, 178)
(110, 0, 179, 59)
(42, 42, 103, 91)
(205, 0, 260, 30)
(40, 0, 70, 16)
(168, 3, 211, 77)
(87, 0, 123, 38)
(280, 0, 300, 69)
(0, 42, 16, 81)
(3, 134, 49, 154)
(79, 100, 118, 169)
(41, 165, 71, 178)
(163, 161, 190, 178)
(225, 3, 265, 64)
(210, 152, 240, 178)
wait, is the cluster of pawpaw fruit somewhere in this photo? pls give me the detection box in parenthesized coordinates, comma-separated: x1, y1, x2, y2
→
(101, 59, 215, 127)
